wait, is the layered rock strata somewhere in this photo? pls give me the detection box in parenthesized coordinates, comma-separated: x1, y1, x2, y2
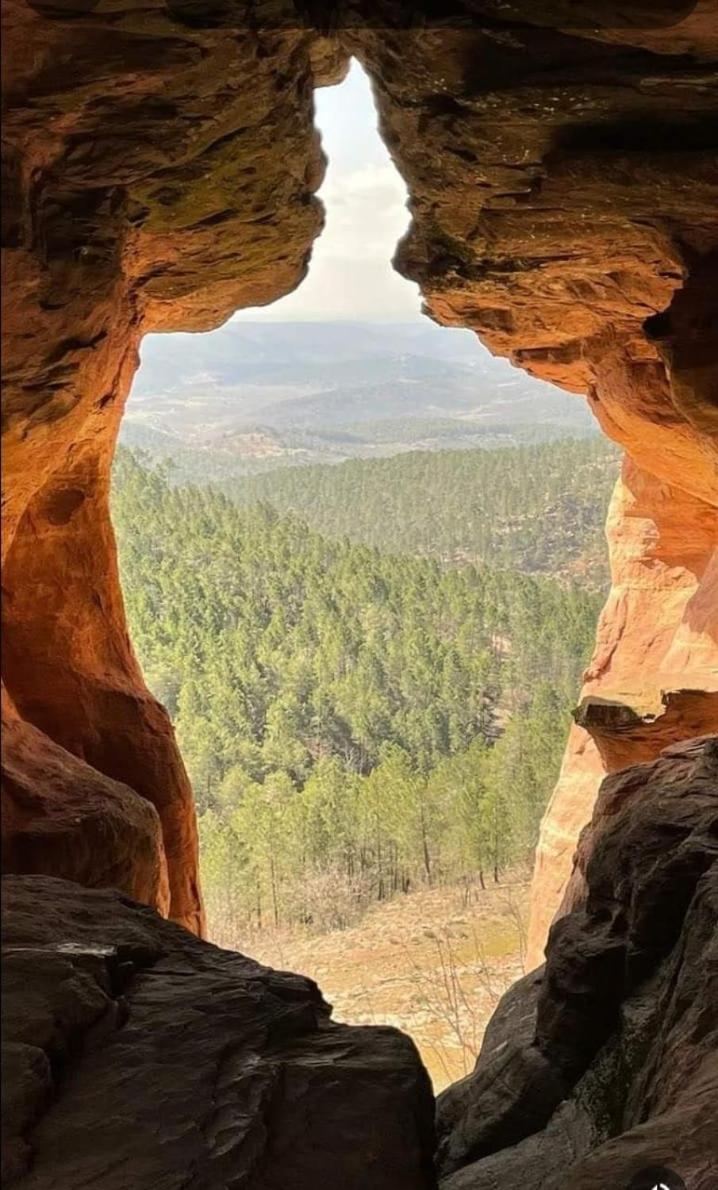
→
(2, 12, 333, 931)
(349, 7, 718, 963)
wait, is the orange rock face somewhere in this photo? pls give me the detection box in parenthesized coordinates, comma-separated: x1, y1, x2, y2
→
(351, 14, 718, 965)
(2, 5, 717, 944)
(2, 10, 331, 932)
(528, 459, 718, 964)
(2, 697, 169, 912)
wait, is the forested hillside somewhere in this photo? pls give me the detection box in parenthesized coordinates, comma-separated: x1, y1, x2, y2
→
(113, 451, 603, 934)
(224, 438, 619, 589)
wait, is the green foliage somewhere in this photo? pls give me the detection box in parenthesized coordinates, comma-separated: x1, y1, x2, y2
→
(222, 438, 619, 589)
(112, 448, 603, 933)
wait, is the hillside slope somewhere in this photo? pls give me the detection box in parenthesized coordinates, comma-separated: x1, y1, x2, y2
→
(223, 438, 619, 589)
(112, 452, 602, 936)
(122, 321, 597, 469)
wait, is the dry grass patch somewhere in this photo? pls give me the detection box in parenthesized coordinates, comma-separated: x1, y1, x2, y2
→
(239, 877, 529, 1091)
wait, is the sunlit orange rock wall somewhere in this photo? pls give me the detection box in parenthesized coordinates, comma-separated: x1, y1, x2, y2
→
(350, 7, 718, 965)
(1, 4, 340, 932)
(2, 2, 717, 946)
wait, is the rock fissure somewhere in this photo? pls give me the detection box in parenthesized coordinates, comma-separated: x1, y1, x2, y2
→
(1, 940, 149, 1182)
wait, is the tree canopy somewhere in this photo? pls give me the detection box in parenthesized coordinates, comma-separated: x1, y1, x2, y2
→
(222, 437, 618, 589)
(112, 447, 605, 934)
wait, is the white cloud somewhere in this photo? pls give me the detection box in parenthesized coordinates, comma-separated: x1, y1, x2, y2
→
(323, 162, 403, 198)
(234, 62, 421, 323)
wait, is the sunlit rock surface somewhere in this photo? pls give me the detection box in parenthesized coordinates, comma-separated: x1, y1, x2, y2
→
(529, 458, 718, 961)
(2, 12, 331, 932)
(347, 11, 718, 962)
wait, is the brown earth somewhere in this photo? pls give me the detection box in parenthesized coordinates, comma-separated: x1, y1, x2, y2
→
(222, 880, 530, 1094)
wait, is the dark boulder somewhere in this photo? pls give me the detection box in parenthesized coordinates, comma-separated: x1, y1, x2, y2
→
(436, 736, 718, 1189)
(1, 875, 436, 1190)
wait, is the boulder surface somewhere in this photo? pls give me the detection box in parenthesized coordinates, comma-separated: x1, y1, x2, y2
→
(1, 875, 436, 1190)
(436, 735, 718, 1189)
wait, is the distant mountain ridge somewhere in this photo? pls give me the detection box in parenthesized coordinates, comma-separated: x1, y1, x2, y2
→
(122, 320, 596, 471)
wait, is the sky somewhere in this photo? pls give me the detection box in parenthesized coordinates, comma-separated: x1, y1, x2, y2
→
(233, 60, 422, 323)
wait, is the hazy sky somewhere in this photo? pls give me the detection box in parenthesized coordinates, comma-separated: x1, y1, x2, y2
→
(233, 60, 422, 323)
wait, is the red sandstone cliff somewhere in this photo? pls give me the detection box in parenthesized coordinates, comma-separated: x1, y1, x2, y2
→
(2, 3, 717, 951)
(348, 16, 718, 963)
(530, 457, 718, 962)
(2, 14, 332, 931)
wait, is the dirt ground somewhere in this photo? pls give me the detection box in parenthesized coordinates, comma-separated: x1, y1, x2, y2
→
(245, 877, 530, 1092)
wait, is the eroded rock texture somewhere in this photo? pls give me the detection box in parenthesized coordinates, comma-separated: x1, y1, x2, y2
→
(2, 0, 717, 959)
(347, 5, 718, 963)
(436, 734, 718, 1189)
(1, 874, 435, 1189)
(2, 7, 334, 931)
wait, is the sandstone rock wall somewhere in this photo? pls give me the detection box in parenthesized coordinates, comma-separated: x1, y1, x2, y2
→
(436, 734, 718, 1189)
(348, 9, 718, 963)
(3, 741, 714, 1190)
(2, 2, 717, 950)
(2, 7, 333, 931)
(531, 457, 718, 959)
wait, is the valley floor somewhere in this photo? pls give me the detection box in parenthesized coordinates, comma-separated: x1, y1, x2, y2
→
(211, 877, 530, 1092)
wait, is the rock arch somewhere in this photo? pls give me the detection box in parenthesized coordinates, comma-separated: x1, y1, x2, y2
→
(3, 3, 717, 959)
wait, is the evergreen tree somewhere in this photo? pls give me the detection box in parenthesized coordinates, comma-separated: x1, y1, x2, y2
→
(112, 449, 603, 932)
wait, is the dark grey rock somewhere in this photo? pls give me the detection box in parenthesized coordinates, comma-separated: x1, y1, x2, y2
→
(437, 735, 718, 1189)
(1, 875, 436, 1190)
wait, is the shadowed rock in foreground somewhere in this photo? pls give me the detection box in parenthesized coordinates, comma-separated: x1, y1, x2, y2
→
(1, 876, 436, 1189)
(436, 735, 718, 1189)
(2, 739, 716, 1188)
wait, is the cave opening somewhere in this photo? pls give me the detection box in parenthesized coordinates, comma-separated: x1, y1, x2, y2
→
(4, 10, 718, 1186)
(113, 58, 611, 1091)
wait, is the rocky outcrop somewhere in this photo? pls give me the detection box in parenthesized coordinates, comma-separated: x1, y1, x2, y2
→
(349, 9, 718, 963)
(2, 10, 332, 931)
(528, 458, 718, 961)
(4, 742, 714, 1189)
(1, 874, 435, 1189)
(1, 709, 168, 911)
(2, 1, 717, 954)
(435, 734, 718, 1189)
